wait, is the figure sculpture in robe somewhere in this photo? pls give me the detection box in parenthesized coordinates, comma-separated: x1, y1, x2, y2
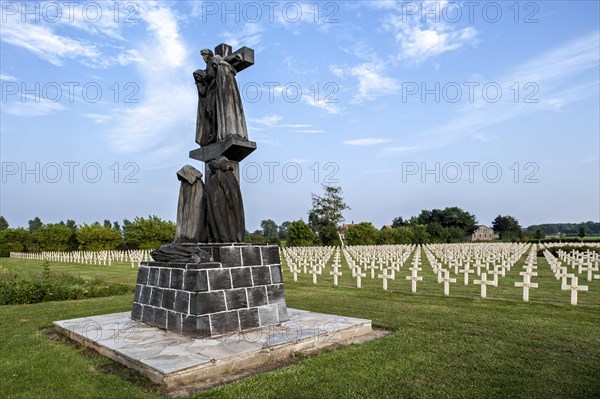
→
(204, 156, 245, 243)
(194, 49, 248, 147)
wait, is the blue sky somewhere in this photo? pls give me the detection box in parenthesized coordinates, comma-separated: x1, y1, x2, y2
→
(1, 0, 598, 231)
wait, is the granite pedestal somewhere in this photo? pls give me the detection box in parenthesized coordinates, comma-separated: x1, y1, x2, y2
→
(131, 245, 287, 339)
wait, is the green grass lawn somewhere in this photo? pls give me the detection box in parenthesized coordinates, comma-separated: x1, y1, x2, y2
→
(1, 255, 599, 398)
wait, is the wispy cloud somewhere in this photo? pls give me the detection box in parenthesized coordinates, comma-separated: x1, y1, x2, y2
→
(381, 0, 479, 63)
(220, 23, 264, 49)
(84, 113, 113, 123)
(3, 96, 65, 116)
(248, 114, 323, 133)
(0, 10, 140, 68)
(249, 114, 284, 127)
(384, 146, 418, 153)
(344, 138, 392, 146)
(106, 3, 195, 168)
(329, 63, 398, 103)
(412, 32, 600, 150)
(0, 73, 17, 81)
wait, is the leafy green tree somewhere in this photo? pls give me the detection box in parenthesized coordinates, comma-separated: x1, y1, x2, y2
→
(0, 216, 8, 231)
(579, 226, 586, 241)
(287, 220, 314, 246)
(426, 222, 448, 243)
(34, 224, 75, 251)
(122, 216, 175, 249)
(534, 229, 545, 240)
(414, 207, 476, 234)
(0, 228, 31, 256)
(246, 231, 267, 244)
(103, 219, 112, 229)
(278, 221, 291, 240)
(377, 227, 396, 245)
(77, 223, 123, 250)
(113, 221, 121, 231)
(260, 219, 279, 241)
(394, 226, 414, 244)
(308, 185, 350, 245)
(492, 215, 522, 240)
(28, 217, 43, 233)
(345, 222, 378, 245)
(446, 227, 466, 243)
(410, 225, 430, 244)
(392, 216, 406, 228)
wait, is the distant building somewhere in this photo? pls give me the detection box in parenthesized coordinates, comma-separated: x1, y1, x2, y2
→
(468, 225, 495, 241)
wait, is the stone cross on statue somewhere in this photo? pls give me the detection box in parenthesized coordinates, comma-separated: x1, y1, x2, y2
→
(190, 43, 257, 181)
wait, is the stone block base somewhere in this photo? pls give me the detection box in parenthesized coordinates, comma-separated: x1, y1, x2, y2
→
(131, 245, 288, 338)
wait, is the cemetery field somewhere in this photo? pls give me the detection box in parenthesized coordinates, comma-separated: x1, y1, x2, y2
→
(0, 258, 139, 287)
(1, 254, 599, 398)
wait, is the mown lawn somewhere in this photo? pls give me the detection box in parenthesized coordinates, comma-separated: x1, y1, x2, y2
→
(0, 256, 599, 398)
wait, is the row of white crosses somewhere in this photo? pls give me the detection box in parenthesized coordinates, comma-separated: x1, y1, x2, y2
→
(555, 248, 599, 282)
(425, 243, 531, 299)
(542, 247, 597, 305)
(513, 247, 539, 302)
(281, 246, 336, 283)
(343, 245, 416, 290)
(281, 243, 599, 304)
(9, 249, 152, 268)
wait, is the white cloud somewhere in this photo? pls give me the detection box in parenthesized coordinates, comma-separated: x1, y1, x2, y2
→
(344, 138, 391, 146)
(84, 113, 113, 123)
(220, 23, 264, 49)
(3, 96, 65, 116)
(0, 7, 141, 68)
(302, 93, 341, 114)
(0, 73, 17, 81)
(249, 114, 284, 127)
(382, 2, 478, 63)
(294, 129, 324, 134)
(106, 3, 195, 164)
(398, 26, 477, 61)
(0, 20, 101, 66)
(413, 32, 600, 150)
(332, 63, 399, 103)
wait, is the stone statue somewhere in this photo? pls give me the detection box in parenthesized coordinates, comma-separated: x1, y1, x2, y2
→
(194, 48, 248, 147)
(174, 165, 206, 243)
(205, 156, 245, 243)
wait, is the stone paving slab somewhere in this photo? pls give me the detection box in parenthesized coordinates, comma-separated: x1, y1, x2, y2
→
(54, 308, 373, 393)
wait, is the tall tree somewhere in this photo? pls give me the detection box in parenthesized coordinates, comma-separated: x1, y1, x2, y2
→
(278, 221, 292, 240)
(0, 228, 31, 256)
(0, 216, 8, 231)
(391, 216, 406, 228)
(308, 185, 349, 245)
(579, 226, 586, 241)
(77, 223, 123, 251)
(122, 215, 176, 249)
(492, 215, 522, 240)
(34, 224, 76, 252)
(287, 220, 314, 246)
(260, 219, 279, 241)
(28, 217, 43, 233)
(103, 219, 112, 229)
(345, 222, 378, 245)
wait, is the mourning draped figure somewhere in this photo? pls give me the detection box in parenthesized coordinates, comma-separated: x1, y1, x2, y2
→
(194, 49, 248, 146)
(174, 165, 206, 243)
(205, 156, 245, 243)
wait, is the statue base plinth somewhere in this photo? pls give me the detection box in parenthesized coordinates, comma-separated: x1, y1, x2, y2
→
(131, 245, 288, 338)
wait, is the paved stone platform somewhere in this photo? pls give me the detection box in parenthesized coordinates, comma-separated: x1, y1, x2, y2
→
(54, 308, 374, 394)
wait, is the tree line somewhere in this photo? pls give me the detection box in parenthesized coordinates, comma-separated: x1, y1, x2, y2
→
(0, 216, 176, 256)
(1, 185, 596, 253)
